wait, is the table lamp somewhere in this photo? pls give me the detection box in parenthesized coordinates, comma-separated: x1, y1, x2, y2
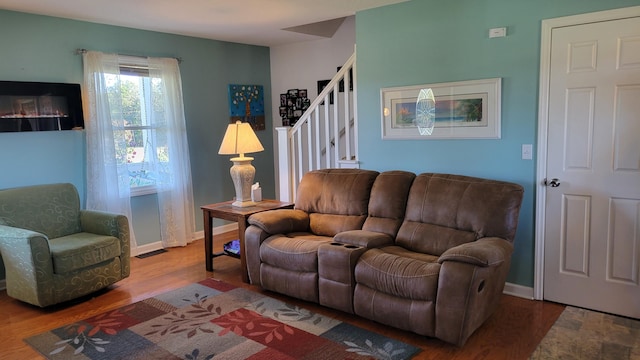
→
(218, 121, 264, 207)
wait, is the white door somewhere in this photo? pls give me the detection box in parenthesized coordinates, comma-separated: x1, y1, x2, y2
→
(543, 15, 640, 318)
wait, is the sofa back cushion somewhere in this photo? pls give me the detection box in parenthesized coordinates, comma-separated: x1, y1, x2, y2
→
(397, 173, 524, 255)
(0, 183, 81, 239)
(363, 170, 415, 237)
(295, 169, 379, 236)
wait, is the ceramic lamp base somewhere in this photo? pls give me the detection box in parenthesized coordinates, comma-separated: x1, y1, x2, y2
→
(229, 156, 256, 208)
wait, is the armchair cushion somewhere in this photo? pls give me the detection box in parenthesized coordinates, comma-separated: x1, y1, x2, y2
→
(50, 233, 121, 274)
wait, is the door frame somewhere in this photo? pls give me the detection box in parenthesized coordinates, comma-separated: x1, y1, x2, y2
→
(534, 5, 640, 300)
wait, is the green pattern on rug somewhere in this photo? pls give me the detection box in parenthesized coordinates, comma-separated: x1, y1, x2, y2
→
(530, 306, 640, 360)
(25, 279, 421, 359)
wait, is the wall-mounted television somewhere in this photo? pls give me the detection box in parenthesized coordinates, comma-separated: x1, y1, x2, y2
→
(0, 80, 84, 132)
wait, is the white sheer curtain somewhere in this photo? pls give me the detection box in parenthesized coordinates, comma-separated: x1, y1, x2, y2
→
(148, 57, 196, 248)
(82, 51, 195, 249)
(83, 51, 137, 248)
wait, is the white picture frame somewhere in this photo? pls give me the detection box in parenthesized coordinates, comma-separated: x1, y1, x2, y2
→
(381, 78, 501, 139)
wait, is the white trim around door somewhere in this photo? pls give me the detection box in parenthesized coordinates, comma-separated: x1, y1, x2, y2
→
(534, 5, 640, 300)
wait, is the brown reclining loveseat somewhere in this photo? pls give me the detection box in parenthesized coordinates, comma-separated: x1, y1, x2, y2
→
(245, 169, 523, 346)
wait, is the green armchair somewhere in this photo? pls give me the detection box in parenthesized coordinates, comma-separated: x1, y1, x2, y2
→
(0, 183, 130, 307)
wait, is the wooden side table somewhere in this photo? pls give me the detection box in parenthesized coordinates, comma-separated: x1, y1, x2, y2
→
(201, 199, 293, 283)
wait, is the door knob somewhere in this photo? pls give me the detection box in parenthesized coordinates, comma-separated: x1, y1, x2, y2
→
(544, 178, 561, 187)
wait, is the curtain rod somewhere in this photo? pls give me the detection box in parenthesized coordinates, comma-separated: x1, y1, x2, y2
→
(75, 48, 183, 63)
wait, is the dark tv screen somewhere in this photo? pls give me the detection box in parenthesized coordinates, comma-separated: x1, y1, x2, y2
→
(0, 80, 84, 132)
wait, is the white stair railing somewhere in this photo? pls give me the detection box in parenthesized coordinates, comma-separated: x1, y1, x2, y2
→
(276, 51, 359, 202)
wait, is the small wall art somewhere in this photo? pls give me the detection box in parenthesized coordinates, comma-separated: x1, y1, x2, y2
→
(279, 88, 309, 126)
(228, 84, 265, 131)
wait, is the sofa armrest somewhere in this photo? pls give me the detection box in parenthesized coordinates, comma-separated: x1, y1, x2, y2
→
(248, 209, 310, 234)
(437, 237, 513, 267)
(334, 230, 394, 249)
(435, 238, 514, 346)
(79, 210, 131, 276)
(0, 225, 54, 305)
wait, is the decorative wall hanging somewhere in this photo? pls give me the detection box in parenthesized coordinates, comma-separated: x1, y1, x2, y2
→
(381, 78, 501, 140)
(279, 89, 309, 126)
(228, 84, 265, 131)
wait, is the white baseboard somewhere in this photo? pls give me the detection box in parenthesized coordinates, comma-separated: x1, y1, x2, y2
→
(503, 282, 534, 299)
(134, 223, 239, 256)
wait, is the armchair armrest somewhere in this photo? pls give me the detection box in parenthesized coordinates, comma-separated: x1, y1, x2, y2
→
(438, 237, 513, 267)
(0, 225, 54, 305)
(334, 230, 394, 249)
(80, 210, 129, 239)
(0, 224, 52, 260)
(248, 209, 310, 234)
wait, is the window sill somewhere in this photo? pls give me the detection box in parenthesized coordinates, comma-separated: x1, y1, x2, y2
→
(130, 185, 158, 197)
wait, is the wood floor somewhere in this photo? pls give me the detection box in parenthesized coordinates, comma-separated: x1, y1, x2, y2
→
(0, 231, 565, 359)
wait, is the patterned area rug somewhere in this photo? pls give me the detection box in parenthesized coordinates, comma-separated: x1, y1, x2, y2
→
(530, 306, 640, 359)
(25, 279, 421, 359)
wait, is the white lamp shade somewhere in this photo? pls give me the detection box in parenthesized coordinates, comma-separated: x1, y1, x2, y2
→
(218, 121, 264, 157)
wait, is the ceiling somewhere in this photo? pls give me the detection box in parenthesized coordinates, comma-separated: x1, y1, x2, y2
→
(0, 0, 410, 47)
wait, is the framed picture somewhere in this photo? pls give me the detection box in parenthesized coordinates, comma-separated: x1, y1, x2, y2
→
(228, 84, 265, 131)
(381, 78, 501, 139)
(279, 88, 308, 126)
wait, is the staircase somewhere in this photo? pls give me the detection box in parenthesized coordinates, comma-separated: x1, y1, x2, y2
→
(276, 51, 359, 202)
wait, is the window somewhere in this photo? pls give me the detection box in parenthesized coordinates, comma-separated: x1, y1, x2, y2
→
(105, 65, 167, 196)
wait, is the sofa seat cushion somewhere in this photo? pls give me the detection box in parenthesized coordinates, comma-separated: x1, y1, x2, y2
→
(355, 246, 440, 301)
(260, 233, 333, 272)
(49, 233, 122, 274)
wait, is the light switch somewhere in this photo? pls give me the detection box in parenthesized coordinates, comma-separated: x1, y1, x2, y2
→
(522, 144, 533, 160)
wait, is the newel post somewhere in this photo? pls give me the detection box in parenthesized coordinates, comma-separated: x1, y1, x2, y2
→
(275, 126, 292, 202)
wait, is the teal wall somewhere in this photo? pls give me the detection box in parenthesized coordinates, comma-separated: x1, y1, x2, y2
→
(356, 0, 640, 287)
(0, 10, 274, 279)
